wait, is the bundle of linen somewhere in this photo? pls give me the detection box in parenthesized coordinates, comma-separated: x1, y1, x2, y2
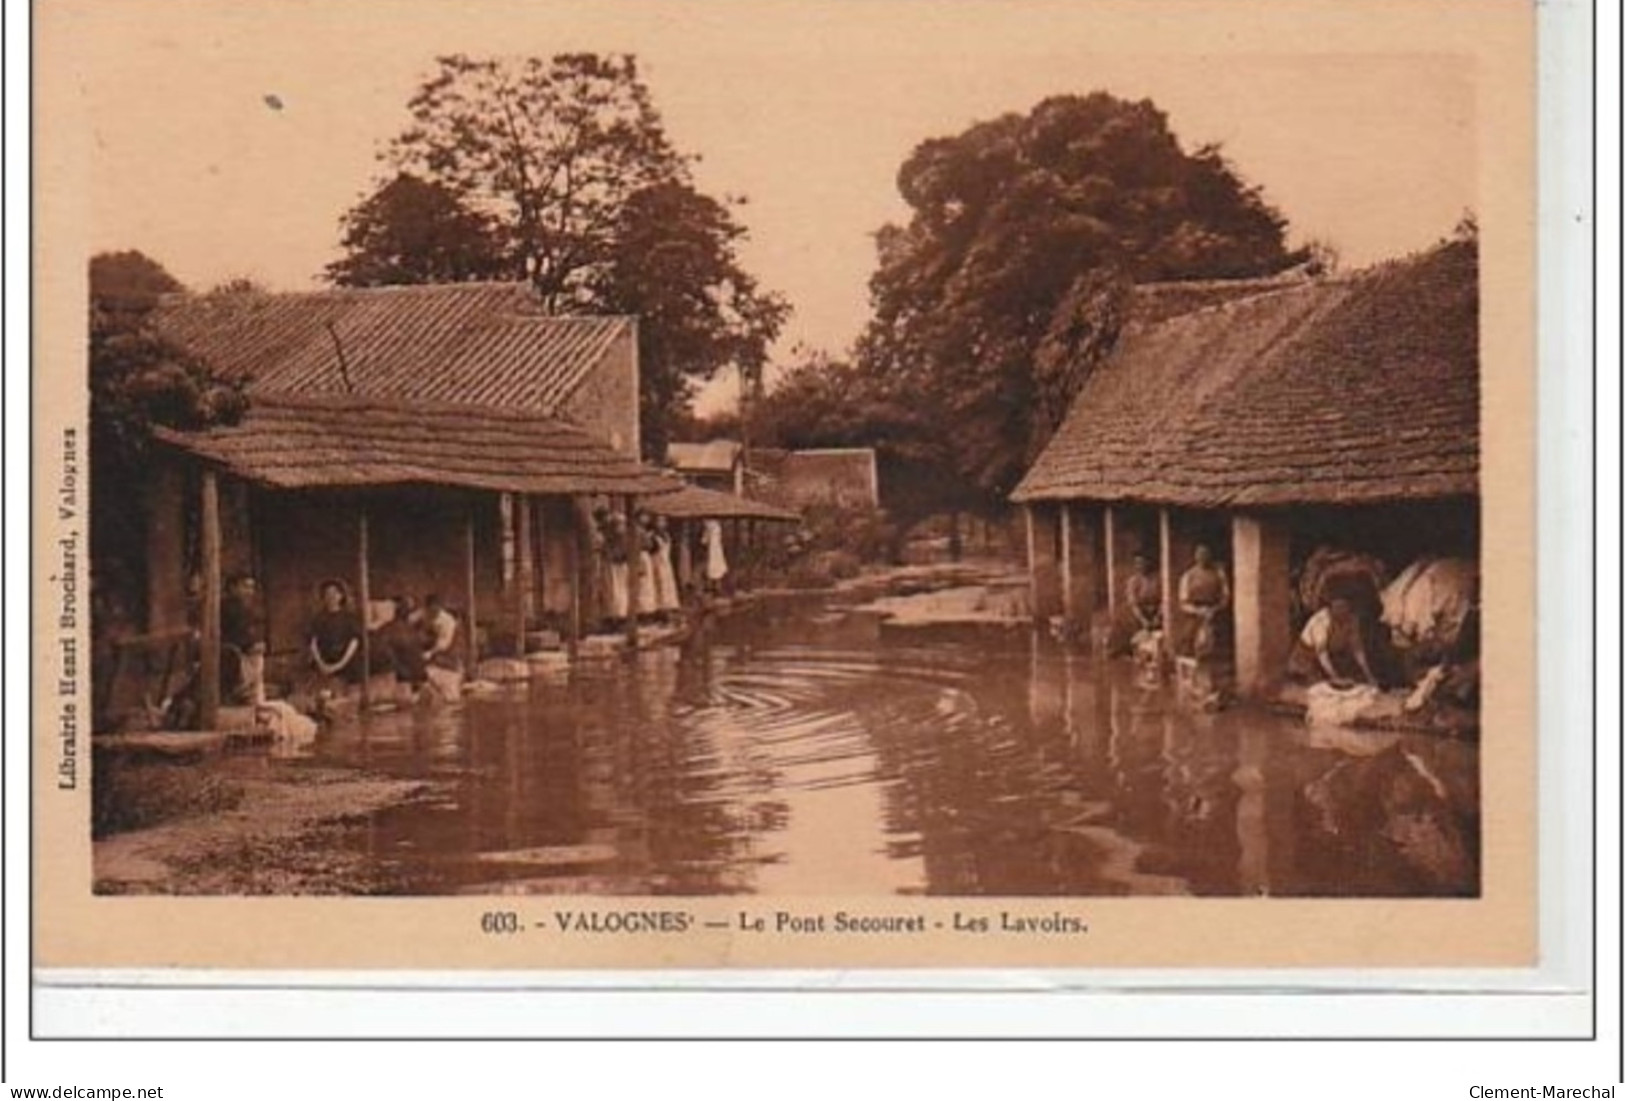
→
(1299, 546, 1388, 612)
(1303, 682, 1409, 729)
(258, 699, 318, 757)
(1381, 557, 1479, 652)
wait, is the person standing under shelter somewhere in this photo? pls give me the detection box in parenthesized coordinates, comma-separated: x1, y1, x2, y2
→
(602, 511, 631, 628)
(1126, 552, 1162, 631)
(221, 573, 268, 705)
(420, 594, 465, 699)
(650, 514, 681, 620)
(421, 594, 462, 671)
(308, 579, 363, 687)
(1177, 544, 1231, 659)
(701, 517, 729, 596)
(635, 510, 659, 623)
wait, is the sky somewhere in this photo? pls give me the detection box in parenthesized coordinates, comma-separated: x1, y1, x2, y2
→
(56, 0, 1478, 413)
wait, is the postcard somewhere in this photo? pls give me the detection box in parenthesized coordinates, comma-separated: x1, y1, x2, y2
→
(33, 0, 1537, 974)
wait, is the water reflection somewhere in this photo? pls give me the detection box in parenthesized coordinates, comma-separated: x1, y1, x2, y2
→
(317, 591, 1479, 897)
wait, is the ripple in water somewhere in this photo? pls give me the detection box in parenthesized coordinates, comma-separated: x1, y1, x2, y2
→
(324, 594, 1480, 899)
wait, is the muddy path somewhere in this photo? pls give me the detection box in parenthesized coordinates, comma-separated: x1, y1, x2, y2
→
(94, 765, 447, 895)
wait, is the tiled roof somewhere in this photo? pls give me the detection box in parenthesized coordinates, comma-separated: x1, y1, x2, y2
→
(152, 392, 678, 497)
(646, 483, 800, 522)
(154, 283, 631, 414)
(1011, 240, 1479, 508)
(667, 439, 743, 473)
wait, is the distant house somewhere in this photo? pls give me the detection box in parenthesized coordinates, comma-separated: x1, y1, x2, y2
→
(751, 447, 880, 510)
(666, 439, 745, 495)
(138, 284, 671, 725)
(1009, 240, 1479, 697)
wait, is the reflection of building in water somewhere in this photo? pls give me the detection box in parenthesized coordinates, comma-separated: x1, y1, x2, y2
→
(311, 595, 1480, 898)
(1010, 240, 1480, 705)
(1294, 733, 1479, 896)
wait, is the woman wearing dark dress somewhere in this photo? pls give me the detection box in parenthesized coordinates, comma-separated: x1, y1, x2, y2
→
(308, 579, 363, 684)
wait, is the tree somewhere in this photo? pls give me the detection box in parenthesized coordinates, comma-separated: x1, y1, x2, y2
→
(857, 92, 1305, 501)
(387, 54, 683, 305)
(667, 406, 740, 445)
(592, 181, 788, 461)
(330, 53, 787, 458)
(89, 251, 246, 609)
(325, 173, 504, 286)
(89, 249, 184, 333)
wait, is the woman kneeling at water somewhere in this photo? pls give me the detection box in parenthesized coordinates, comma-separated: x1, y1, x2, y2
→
(1288, 596, 1378, 689)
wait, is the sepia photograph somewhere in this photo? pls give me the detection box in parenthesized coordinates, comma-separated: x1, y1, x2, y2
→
(33, 0, 1538, 970)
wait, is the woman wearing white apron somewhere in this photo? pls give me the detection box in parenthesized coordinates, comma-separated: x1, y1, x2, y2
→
(634, 511, 658, 623)
(701, 518, 729, 595)
(603, 510, 630, 627)
(651, 515, 681, 618)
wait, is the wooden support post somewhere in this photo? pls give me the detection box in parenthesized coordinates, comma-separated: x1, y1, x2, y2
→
(623, 496, 641, 648)
(1104, 506, 1119, 618)
(566, 500, 582, 657)
(728, 519, 740, 593)
(464, 502, 479, 672)
(676, 519, 694, 596)
(1232, 513, 1293, 698)
(1024, 503, 1062, 623)
(198, 469, 221, 730)
(1059, 502, 1075, 630)
(357, 503, 372, 708)
(1024, 505, 1039, 623)
(1159, 508, 1176, 663)
(515, 493, 533, 656)
(1060, 504, 1099, 646)
(532, 496, 546, 619)
(574, 497, 595, 639)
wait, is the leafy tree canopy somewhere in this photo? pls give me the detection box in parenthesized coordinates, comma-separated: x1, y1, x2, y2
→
(330, 54, 788, 459)
(90, 249, 184, 331)
(89, 251, 247, 582)
(89, 251, 246, 445)
(325, 173, 504, 287)
(856, 92, 1306, 502)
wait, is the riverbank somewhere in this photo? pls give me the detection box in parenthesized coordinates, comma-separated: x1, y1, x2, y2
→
(94, 762, 443, 895)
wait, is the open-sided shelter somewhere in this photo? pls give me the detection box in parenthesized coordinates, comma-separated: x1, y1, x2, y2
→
(149, 393, 676, 724)
(141, 283, 670, 725)
(646, 481, 801, 592)
(1010, 239, 1479, 697)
